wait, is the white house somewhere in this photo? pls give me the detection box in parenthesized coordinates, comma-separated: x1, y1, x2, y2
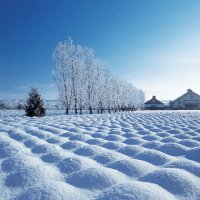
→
(170, 89, 200, 109)
(144, 96, 165, 110)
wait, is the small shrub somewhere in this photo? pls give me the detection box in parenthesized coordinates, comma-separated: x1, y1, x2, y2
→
(25, 87, 46, 117)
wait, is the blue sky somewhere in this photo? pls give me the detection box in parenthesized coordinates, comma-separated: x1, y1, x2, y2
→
(1, 0, 200, 100)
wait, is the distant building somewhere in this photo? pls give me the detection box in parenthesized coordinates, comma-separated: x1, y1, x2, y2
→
(144, 96, 165, 110)
(170, 89, 200, 110)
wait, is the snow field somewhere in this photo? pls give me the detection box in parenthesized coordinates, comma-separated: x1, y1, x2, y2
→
(0, 111, 200, 199)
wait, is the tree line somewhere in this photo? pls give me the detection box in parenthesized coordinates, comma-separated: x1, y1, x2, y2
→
(52, 37, 145, 115)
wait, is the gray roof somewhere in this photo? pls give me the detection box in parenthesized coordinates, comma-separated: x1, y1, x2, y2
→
(144, 96, 164, 105)
(171, 89, 200, 103)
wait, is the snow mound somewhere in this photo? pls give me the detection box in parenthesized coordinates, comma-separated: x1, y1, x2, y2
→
(28, 130, 48, 139)
(179, 139, 200, 147)
(102, 141, 124, 150)
(118, 145, 144, 157)
(15, 182, 88, 200)
(175, 134, 191, 139)
(160, 137, 180, 143)
(86, 138, 105, 145)
(157, 143, 188, 156)
(67, 167, 125, 189)
(92, 152, 117, 164)
(5, 168, 43, 188)
(104, 134, 124, 141)
(61, 141, 85, 150)
(142, 141, 163, 149)
(135, 150, 172, 165)
(8, 132, 28, 142)
(1, 158, 26, 173)
(69, 133, 92, 141)
(164, 159, 200, 177)
(31, 144, 50, 154)
(46, 137, 60, 144)
(167, 129, 182, 135)
(186, 147, 200, 162)
(107, 159, 155, 177)
(142, 135, 161, 141)
(137, 130, 151, 135)
(74, 145, 103, 156)
(193, 136, 200, 142)
(122, 132, 136, 138)
(140, 168, 200, 198)
(57, 157, 82, 174)
(61, 132, 75, 138)
(97, 181, 176, 200)
(92, 132, 107, 139)
(0, 145, 19, 158)
(123, 137, 145, 145)
(24, 139, 37, 148)
(157, 132, 171, 137)
(41, 152, 63, 163)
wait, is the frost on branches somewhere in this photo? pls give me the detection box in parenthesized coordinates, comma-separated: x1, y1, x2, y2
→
(52, 37, 145, 115)
(25, 88, 46, 117)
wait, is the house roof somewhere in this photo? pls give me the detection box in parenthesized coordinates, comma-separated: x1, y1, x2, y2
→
(144, 96, 164, 105)
(172, 89, 200, 103)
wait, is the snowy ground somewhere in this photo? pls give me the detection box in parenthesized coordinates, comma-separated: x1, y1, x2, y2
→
(0, 111, 200, 200)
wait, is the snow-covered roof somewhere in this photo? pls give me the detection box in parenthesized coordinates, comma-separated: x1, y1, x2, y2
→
(172, 89, 200, 103)
(144, 96, 164, 105)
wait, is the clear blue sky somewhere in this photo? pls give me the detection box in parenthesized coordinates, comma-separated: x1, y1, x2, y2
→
(1, 0, 200, 100)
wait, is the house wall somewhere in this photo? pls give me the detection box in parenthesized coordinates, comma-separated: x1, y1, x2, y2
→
(144, 104, 165, 110)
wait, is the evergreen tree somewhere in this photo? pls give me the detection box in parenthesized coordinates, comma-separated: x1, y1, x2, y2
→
(25, 88, 46, 117)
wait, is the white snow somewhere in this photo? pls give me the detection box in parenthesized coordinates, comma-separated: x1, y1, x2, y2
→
(0, 110, 200, 199)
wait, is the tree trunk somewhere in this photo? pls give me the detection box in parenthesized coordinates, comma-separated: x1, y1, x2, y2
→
(80, 107, 82, 115)
(89, 107, 92, 114)
(66, 109, 69, 115)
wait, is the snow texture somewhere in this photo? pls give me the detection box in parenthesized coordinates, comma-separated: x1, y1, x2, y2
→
(0, 110, 200, 199)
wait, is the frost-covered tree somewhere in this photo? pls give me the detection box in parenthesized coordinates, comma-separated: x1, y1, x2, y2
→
(52, 39, 73, 115)
(75, 45, 85, 114)
(82, 47, 98, 114)
(52, 36, 145, 115)
(25, 88, 46, 117)
(53, 37, 83, 114)
(95, 61, 107, 114)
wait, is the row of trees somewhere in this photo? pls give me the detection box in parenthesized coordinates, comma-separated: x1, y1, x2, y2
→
(52, 37, 145, 115)
(0, 100, 24, 110)
(0, 100, 60, 110)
